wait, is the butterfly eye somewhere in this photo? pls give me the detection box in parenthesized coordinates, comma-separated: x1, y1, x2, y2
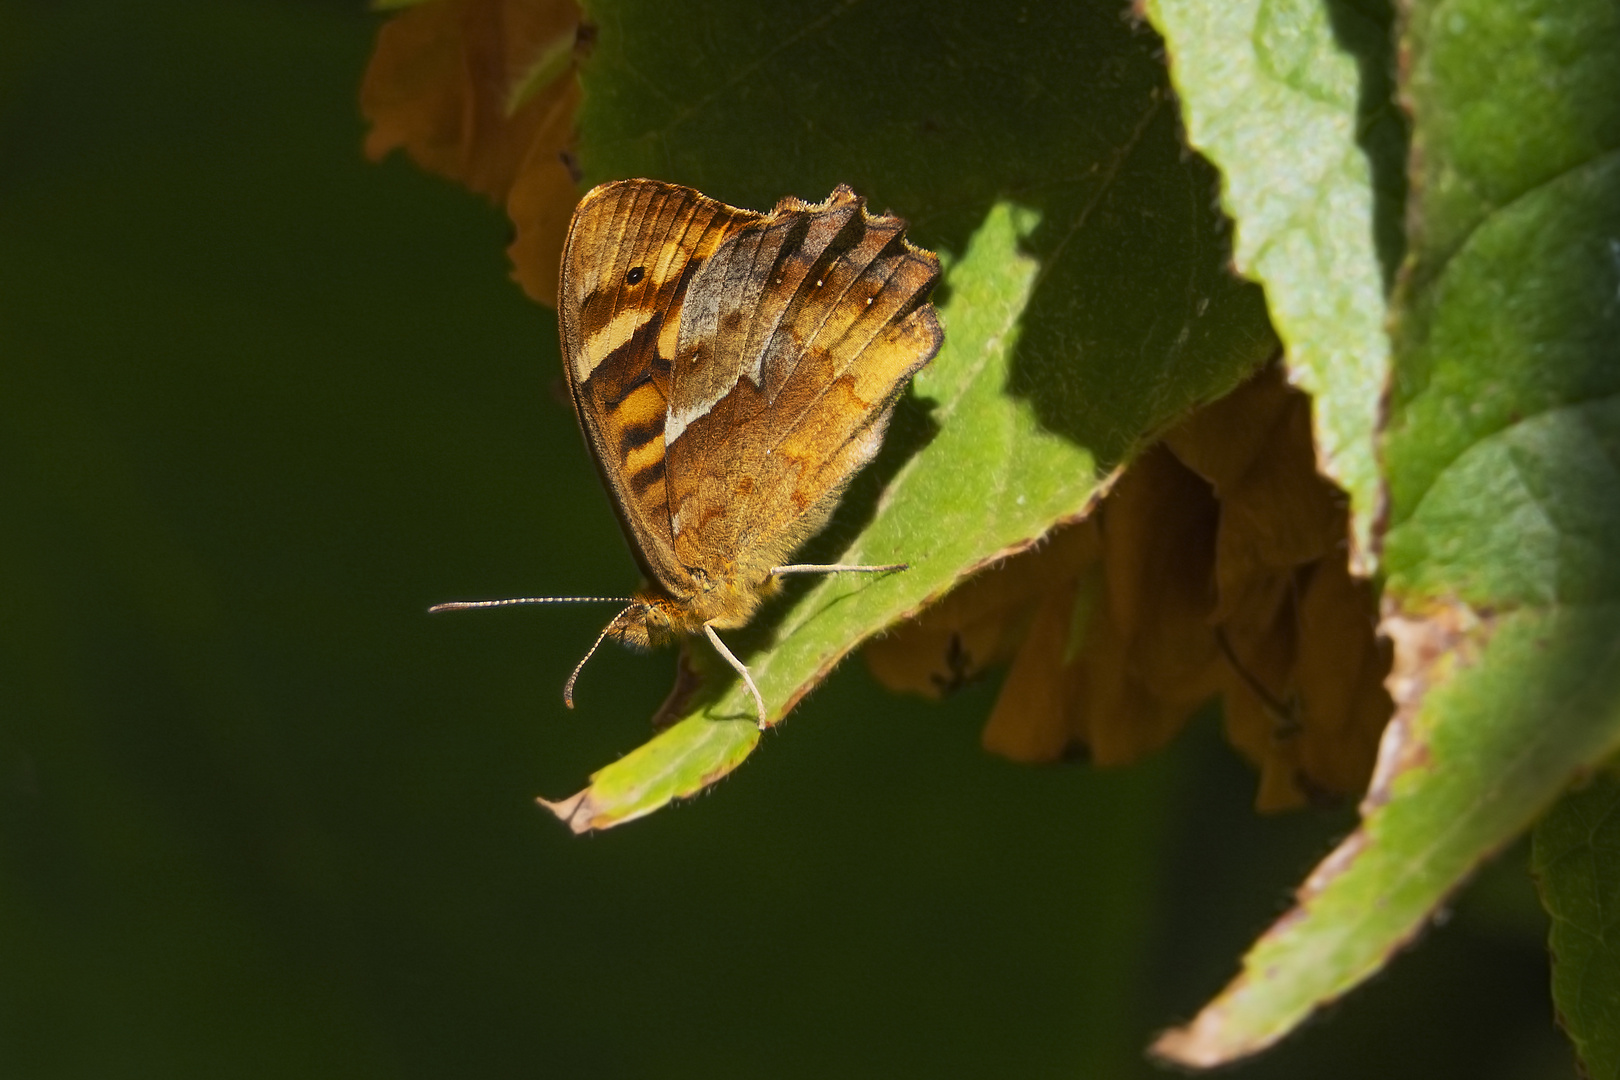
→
(625, 266, 645, 285)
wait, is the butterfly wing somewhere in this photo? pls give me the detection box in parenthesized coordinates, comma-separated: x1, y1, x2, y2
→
(663, 187, 943, 591)
(558, 179, 759, 595)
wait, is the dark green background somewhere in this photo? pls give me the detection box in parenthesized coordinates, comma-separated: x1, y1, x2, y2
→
(0, 1, 1566, 1075)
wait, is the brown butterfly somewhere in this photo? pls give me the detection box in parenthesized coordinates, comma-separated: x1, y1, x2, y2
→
(434, 179, 943, 728)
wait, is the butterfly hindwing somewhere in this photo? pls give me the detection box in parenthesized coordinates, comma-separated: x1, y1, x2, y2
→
(663, 187, 942, 583)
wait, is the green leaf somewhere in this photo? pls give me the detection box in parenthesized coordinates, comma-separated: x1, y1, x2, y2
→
(1155, 0, 1620, 1065)
(542, 0, 1275, 829)
(1534, 771, 1620, 1080)
(1141, 0, 1401, 570)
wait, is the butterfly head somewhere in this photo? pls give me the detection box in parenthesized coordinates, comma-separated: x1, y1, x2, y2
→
(600, 598, 657, 650)
(600, 589, 728, 647)
(561, 595, 684, 709)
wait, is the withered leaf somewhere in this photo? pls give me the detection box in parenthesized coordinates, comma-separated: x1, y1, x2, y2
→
(361, 0, 584, 306)
(866, 521, 1099, 702)
(869, 366, 1391, 810)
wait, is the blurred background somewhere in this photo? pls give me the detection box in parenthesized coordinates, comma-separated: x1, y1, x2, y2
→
(0, 1, 1570, 1075)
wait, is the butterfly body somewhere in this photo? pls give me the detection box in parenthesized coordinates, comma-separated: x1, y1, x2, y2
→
(602, 573, 783, 652)
(438, 178, 942, 726)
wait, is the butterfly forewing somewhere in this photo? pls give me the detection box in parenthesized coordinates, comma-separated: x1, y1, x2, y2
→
(559, 180, 761, 594)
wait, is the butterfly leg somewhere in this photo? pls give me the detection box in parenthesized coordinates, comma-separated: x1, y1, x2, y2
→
(703, 622, 769, 730)
(771, 562, 909, 576)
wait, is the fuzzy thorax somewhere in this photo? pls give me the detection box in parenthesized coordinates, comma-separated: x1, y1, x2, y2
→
(605, 566, 787, 648)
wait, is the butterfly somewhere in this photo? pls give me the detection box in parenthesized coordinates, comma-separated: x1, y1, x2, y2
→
(434, 179, 943, 728)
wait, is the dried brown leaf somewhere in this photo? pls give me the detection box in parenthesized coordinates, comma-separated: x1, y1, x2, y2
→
(866, 521, 1099, 701)
(1082, 444, 1223, 764)
(361, 0, 583, 306)
(870, 366, 1392, 809)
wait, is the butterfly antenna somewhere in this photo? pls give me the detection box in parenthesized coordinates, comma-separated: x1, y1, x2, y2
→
(428, 596, 632, 613)
(562, 606, 636, 709)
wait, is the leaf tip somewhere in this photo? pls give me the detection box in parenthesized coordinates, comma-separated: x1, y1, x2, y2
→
(1148, 1014, 1233, 1070)
(537, 790, 594, 833)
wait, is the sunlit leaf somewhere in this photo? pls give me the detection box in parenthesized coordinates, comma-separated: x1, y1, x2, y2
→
(1155, 0, 1620, 1065)
(1141, 0, 1400, 571)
